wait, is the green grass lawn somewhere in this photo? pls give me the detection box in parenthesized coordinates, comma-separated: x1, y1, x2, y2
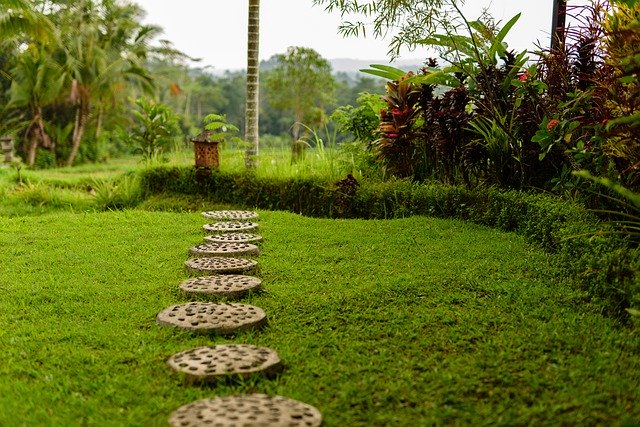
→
(0, 209, 638, 426)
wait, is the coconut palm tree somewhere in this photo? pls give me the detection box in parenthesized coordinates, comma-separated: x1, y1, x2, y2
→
(0, 0, 54, 42)
(244, 0, 260, 168)
(56, 0, 158, 166)
(8, 46, 65, 166)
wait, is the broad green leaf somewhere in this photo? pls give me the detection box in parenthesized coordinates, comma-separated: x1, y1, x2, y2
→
(360, 68, 403, 80)
(360, 64, 407, 80)
(367, 64, 407, 74)
(490, 13, 521, 60)
(496, 13, 521, 43)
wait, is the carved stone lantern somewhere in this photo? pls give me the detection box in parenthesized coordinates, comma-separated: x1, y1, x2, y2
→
(1, 136, 14, 163)
(191, 130, 220, 170)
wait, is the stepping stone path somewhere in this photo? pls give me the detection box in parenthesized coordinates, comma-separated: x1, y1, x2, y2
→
(184, 256, 258, 275)
(179, 275, 262, 299)
(168, 394, 322, 427)
(204, 232, 263, 244)
(202, 210, 259, 221)
(166, 344, 282, 383)
(203, 221, 259, 233)
(156, 302, 267, 334)
(159, 209, 322, 425)
(188, 242, 260, 258)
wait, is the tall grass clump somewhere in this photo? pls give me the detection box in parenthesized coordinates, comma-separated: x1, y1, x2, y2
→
(92, 172, 143, 211)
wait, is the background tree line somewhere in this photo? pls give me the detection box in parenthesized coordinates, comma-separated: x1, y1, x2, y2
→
(0, 0, 384, 168)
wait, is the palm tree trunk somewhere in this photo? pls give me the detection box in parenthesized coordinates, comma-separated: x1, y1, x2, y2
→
(24, 108, 52, 166)
(25, 131, 38, 167)
(94, 103, 104, 140)
(34, 107, 52, 149)
(244, 0, 260, 169)
(66, 105, 88, 166)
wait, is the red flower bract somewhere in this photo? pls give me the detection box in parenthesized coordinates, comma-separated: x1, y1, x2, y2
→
(547, 119, 560, 130)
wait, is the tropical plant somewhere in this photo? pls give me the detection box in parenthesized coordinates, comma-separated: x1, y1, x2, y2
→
(331, 92, 385, 146)
(360, 12, 533, 186)
(124, 97, 181, 164)
(202, 113, 243, 146)
(601, 0, 640, 189)
(371, 70, 422, 178)
(330, 92, 385, 178)
(420, 77, 473, 184)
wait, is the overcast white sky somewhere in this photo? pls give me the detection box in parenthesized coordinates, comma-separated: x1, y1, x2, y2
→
(133, 0, 557, 72)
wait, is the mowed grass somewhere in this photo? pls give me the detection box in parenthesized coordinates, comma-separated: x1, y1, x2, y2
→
(0, 210, 638, 426)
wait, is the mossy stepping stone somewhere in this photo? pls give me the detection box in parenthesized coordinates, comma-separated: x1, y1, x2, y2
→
(167, 344, 282, 383)
(203, 221, 259, 233)
(179, 275, 262, 299)
(202, 210, 259, 221)
(204, 233, 263, 244)
(188, 242, 259, 258)
(185, 256, 258, 275)
(168, 394, 322, 427)
(156, 302, 267, 334)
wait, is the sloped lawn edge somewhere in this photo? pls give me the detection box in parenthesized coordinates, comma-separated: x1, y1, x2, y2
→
(138, 166, 640, 320)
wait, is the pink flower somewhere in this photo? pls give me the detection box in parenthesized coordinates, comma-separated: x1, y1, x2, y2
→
(518, 72, 530, 82)
(547, 119, 560, 130)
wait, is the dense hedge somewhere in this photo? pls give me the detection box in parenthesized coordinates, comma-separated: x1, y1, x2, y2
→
(139, 166, 639, 321)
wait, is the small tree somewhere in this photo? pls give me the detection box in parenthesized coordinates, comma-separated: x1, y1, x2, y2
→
(264, 46, 337, 162)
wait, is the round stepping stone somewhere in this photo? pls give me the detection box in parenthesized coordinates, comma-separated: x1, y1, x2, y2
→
(167, 344, 282, 383)
(156, 302, 267, 334)
(188, 242, 259, 258)
(179, 275, 262, 299)
(202, 221, 258, 233)
(168, 394, 322, 427)
(202, 210, 259, 221)
(184, 257, 258, 275)
(203, 221, 259, 233)
(204, 232, 263, 244)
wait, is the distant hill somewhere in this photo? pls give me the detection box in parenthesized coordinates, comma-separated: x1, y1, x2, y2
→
(206, 57, 425, 77)
(329, 58, 425, 75)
